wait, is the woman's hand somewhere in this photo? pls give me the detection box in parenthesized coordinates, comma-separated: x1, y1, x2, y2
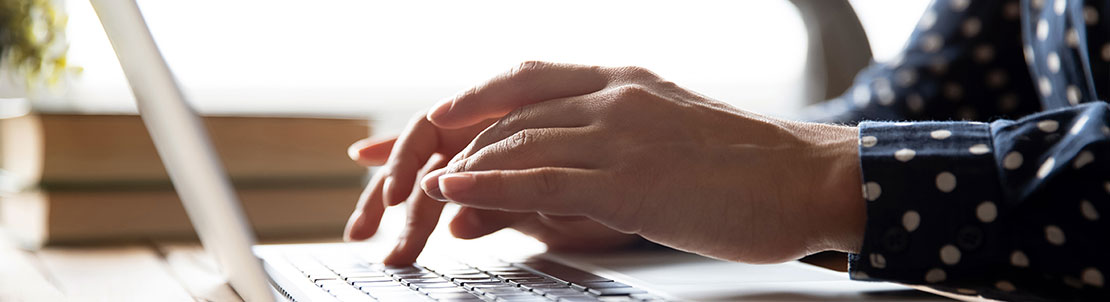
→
(343, 63, 643, 265)
(420, 61, 867, 263)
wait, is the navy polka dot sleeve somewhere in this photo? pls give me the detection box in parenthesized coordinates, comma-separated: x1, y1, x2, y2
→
(803, 0, 1110, 300)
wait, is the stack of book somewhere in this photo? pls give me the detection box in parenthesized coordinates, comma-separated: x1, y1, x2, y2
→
(0, 112, 370, 248)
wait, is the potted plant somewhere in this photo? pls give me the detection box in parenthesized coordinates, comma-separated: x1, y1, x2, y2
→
(0, 0, 74, 118)
(0, 0, 72, 195)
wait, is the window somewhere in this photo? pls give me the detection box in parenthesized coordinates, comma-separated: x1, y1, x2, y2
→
(55, 0, 926, 133)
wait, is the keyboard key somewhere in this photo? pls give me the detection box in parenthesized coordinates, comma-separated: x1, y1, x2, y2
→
(408, 281, 458, 290)
(556, 296, 602, 302)
(464, 282, 512, 291)
(322, 283, 376, 302)
(306, 273, 340, 281)
(419, 287, 468, 294)
(384, 266, 425, 274)
(395, 272, 440, 279)
(496, 272, 543, 279)
(454, 277, 500, 284)
(429, 291, 481, 299)
(347, 276, 394, 283)
(508, 279, 555, 287)
(629, 293, 665, 301)
(438, 268, 484, 275)
(359, 284, 411, 293)
(339, 271, 388, 279)
(495, 296, 550, 302)
(441, 272, 490, 279)
(438, 298, 485, 302)
(587, 287, 646, 296)
(518, 260, 612, 284)
(579, 281, 630, 289)
(375, 293, 431, 301)
(534, 288, 586, 297)
(476, 287, 529, 296)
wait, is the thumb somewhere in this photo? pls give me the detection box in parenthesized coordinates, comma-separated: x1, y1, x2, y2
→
(448, 207, 527, 239)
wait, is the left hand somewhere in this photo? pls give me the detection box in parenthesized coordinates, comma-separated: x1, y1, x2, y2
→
(420, 61, 866, 263)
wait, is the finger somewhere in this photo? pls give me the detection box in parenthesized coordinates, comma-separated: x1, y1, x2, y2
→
(448, 207, 529, 239)
(427, 61, 610, 129)
(382, 113, 441, 206)
(382, 154, 450, 265)
(438, 168, 608, 216)
(422, 127, 598, 201)
(344, 169, 388, 241)
(455, 95, 598, 160)
(348, 137, 397, 166)
(519, 216, 641, 252)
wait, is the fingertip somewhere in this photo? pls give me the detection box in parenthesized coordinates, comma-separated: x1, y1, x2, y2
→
(426, 99, 453, 125)
(344, 212, 374, 241)
(347, 138, 395, 166)
(421, 169, 447, 201)
(347, 139, 369, 162)
(382, 176, 401, 206)
(439, 173, 478, 201)
(381, 239, 417, 266)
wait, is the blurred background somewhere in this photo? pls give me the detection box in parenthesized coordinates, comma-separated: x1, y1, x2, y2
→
(0, 1, 937, 298)
(55, 0, 930, 132)
(1, 0, 931, 247)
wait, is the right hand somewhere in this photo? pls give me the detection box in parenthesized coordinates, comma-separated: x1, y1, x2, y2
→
(343, 63, 643, 265)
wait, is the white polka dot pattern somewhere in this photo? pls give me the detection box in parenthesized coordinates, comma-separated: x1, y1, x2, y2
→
(936, 172, 957, 193)
(995, 280, 1017, 292)
(977, 201, 997, 223)
(1004, 151, 1024, 170)
(824, 1, 1110, 300)
(895, 148, 916, 162)
(1045, 225, 1066, 246)
(931, 130, 952, 140)
(1080, 200, 1099, 221)
(1083, 268, 1104, 288)
(925, 268, 947, 283)
(903, 210, 921, 232)
(1011, 250, 1030, 268)
(940, 244, 961, 265)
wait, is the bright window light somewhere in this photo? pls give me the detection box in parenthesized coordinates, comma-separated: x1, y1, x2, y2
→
(54, 0, 927, 133)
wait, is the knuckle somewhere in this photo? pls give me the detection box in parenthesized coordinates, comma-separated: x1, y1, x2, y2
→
(496, 106, 530, 131)
(508, 61, 548, 79)
(407, 110, 430, 125)
(509, 129, 531, 149)
(611, 84, 652, 100)
(617, 65, 657, 79)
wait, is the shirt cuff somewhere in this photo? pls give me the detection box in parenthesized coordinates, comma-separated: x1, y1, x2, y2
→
(848, 121, 1005, 286)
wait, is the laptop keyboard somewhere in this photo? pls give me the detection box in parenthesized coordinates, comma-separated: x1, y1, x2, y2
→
(286, 254, 667, 302)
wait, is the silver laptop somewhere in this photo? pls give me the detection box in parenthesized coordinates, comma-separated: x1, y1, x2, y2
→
(90, 1, 940, 301)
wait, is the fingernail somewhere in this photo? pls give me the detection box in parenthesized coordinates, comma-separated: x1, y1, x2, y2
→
(422, 169, 447, 201)
(382, 176, 398, 206)
(393, 237, 408, 253)
(427, 99, 453, 122)
(344, 212, 363, 241)
(440, 173, 477, 199)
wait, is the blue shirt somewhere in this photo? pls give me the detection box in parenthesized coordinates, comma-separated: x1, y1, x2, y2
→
(804, 0, 1109, 300)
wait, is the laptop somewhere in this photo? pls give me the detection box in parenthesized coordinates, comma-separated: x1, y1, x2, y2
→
(90, 1, 942, 301)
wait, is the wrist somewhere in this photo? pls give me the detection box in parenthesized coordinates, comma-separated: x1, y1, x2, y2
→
(796, 123, 865, 254)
